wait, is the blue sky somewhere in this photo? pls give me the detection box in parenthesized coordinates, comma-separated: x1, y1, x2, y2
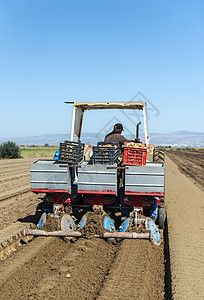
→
(0, 0, 203, 139)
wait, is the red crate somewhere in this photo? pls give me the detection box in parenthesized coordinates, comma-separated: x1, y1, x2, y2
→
(123, 144, 147, 166)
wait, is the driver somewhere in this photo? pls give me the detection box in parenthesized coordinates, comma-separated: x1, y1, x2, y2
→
(104, 123, 131, 219)
(104, 123, 131, 157)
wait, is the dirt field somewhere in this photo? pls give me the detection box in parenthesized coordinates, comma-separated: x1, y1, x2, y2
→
(165, 150, 204, 299)
(166, 149, 204, 190)
(0, 151, 203, 299)
(0, 158, 43, 231)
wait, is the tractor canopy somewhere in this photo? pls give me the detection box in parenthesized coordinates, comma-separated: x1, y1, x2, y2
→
(65, 101, 149, 145)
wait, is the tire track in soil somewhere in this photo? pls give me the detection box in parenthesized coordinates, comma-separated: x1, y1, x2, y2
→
(96, 239, 165, 300)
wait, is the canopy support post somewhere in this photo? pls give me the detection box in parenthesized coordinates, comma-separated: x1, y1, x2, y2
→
(71, 106, 76, 141)
(143, 106, 150, 146)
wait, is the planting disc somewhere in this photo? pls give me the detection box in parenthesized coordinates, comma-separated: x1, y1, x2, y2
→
(61, 214, 76, 231)
(103, 215, 116, 243)
(37, 212, 46, 229)
(103, 215, 116, 232)
(145, 218, 161, 246)
(78, 214, 87, 229)
(118, 218, 131, 233)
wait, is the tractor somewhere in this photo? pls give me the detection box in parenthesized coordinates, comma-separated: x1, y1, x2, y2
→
(25, 101, 165, 246)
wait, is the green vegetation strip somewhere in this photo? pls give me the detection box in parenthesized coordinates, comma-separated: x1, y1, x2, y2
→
(20, 147, 58, 158)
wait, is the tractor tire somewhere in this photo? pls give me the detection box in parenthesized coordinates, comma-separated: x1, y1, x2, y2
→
(153, 149, 165, 229)
(153, 149, 165, 163)
(158, 207, 165, 229)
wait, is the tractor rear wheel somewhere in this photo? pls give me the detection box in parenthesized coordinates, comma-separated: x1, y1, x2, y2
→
(153, 149, 165, 163)
(158, 207, 165, 229)
(153, 149, 165, 229)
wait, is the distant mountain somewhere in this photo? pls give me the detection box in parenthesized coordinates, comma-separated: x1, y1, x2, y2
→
(0, 131, 204, 147)
(0, 134, 71, 146)
(150, 131, 204, 147)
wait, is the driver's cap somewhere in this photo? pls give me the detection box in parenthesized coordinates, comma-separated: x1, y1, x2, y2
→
(114, 123, 124, 131)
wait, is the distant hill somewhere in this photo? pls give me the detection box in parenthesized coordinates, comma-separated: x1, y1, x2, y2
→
(150, 131, 204, 147)
(0, 134, 70, 146)
(0, 131, 204, 147)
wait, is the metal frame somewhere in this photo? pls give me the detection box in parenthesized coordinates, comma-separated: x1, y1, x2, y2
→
(143, 105, 150, 146)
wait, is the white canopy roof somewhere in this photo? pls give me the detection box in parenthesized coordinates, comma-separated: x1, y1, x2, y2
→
(72, 101, 146, 110)
(66, 101, 149, 144)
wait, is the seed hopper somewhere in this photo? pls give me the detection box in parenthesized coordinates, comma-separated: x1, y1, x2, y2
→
(25, 101, 165, 246)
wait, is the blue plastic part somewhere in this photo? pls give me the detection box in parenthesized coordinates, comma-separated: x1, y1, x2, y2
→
(67, 221, 74, 231)
(37, 213, 46, 229)
(54, 150, 59, 160)
(37, 217, 43, 229)
(118, 218, 131, 233)
(103, 216, 116, 232)
(146, 219, 160, 244)
(79, 215, 87, 229)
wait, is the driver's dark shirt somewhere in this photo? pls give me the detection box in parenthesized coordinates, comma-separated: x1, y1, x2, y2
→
(104, 132, 131, 156)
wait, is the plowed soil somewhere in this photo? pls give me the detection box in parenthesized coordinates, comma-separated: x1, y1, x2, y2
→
(0, 236, 164, 300)
(166, 149, 204, 189)
(0, 158, 44, 232)
(97, 240, 164, 300)
(0, 151, 204, 299)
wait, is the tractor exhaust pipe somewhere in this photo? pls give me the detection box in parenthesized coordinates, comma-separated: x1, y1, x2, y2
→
(24, 228, 150, 239)
(135, 121, 141, 142)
